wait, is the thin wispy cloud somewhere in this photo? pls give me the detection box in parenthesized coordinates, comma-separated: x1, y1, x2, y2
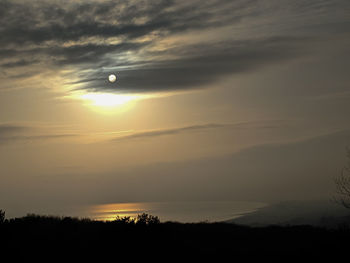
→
(0, 123, 28, 135)
(111, 120, 288, 141)
(0, 123, 79, 144)
(112, 123, 227, 141)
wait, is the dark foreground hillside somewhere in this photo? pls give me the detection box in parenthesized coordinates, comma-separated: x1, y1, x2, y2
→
(0, 214, 349, 261)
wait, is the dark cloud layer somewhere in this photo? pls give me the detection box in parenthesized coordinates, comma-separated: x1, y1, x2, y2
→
(1, 0, 349, 93)
(0, 0, 250, 46)
(82, 36, 312, 93)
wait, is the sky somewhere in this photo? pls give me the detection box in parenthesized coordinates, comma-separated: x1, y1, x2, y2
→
(0, 0, 350, 219)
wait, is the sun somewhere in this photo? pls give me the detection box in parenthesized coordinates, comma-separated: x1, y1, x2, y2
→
(108, 74, 117, 83)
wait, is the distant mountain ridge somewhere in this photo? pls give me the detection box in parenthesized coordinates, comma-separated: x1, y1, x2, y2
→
(228, 200, 350, 228)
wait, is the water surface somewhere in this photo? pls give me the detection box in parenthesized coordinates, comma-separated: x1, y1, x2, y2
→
(82, 201, 267, 222)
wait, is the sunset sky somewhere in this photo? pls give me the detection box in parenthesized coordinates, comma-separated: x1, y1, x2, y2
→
(1, 0, 350, 219)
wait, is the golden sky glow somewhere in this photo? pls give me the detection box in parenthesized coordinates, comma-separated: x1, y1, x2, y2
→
(64, 91, 145, 115)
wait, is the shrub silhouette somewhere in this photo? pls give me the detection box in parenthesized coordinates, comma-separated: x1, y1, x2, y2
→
(113, 213, 160, 225)
(0, 212, 350, 260)
(136, 213, 160, 225)
(114, 216, 135, 224)
(0, 210, 5, 223)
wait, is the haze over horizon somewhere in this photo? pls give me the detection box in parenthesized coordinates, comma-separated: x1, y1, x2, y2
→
(1, 0, 350, 220)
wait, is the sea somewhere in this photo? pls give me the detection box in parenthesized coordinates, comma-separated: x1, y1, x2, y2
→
(6, 201, 267, 223)
(77, 201, 267, 222)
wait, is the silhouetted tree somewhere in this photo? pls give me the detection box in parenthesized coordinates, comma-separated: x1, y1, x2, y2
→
(334, 149, 350, 209)
(0, 210, 5, 223)
(114, 216, 135, 224)
(136, 213, 160, 225)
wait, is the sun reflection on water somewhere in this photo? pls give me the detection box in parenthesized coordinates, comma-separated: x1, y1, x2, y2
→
(90, 203, 150, 221)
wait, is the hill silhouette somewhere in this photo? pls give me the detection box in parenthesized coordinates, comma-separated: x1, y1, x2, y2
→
(228, 200, 350, 227)
(1, 211, 350, 260)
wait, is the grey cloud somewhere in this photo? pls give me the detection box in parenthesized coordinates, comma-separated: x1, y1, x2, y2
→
(49, 42, 152, 66)
(1, 0, 349, 93)
(5, 34, 314, 93)
(0, 0, 256, 84)
(80, 36, 311, 93)
(0, 0, 248, 46)
(0, 59, 40, 68)
(0, 42, 149, 67)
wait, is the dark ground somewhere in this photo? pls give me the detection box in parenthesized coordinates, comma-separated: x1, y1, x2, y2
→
(0, 213, 349, 261)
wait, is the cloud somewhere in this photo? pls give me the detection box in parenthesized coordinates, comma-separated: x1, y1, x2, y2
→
(0, 123, 78, 144)
(0, 134, 78, 143)
(78, 36, 312, 93)
(0, 0, 249, 46)
(112, 120, 287, 141)
(0, 120, 287, 144)
(1, 0, 349, 93)
(113, 123, 226, 141)
(0, 123, 27, 135)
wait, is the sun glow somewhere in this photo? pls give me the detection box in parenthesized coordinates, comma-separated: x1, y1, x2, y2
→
(65, 90, 166, 114)
(80, 93, 135, 107)
(63, 91, 144, 114)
